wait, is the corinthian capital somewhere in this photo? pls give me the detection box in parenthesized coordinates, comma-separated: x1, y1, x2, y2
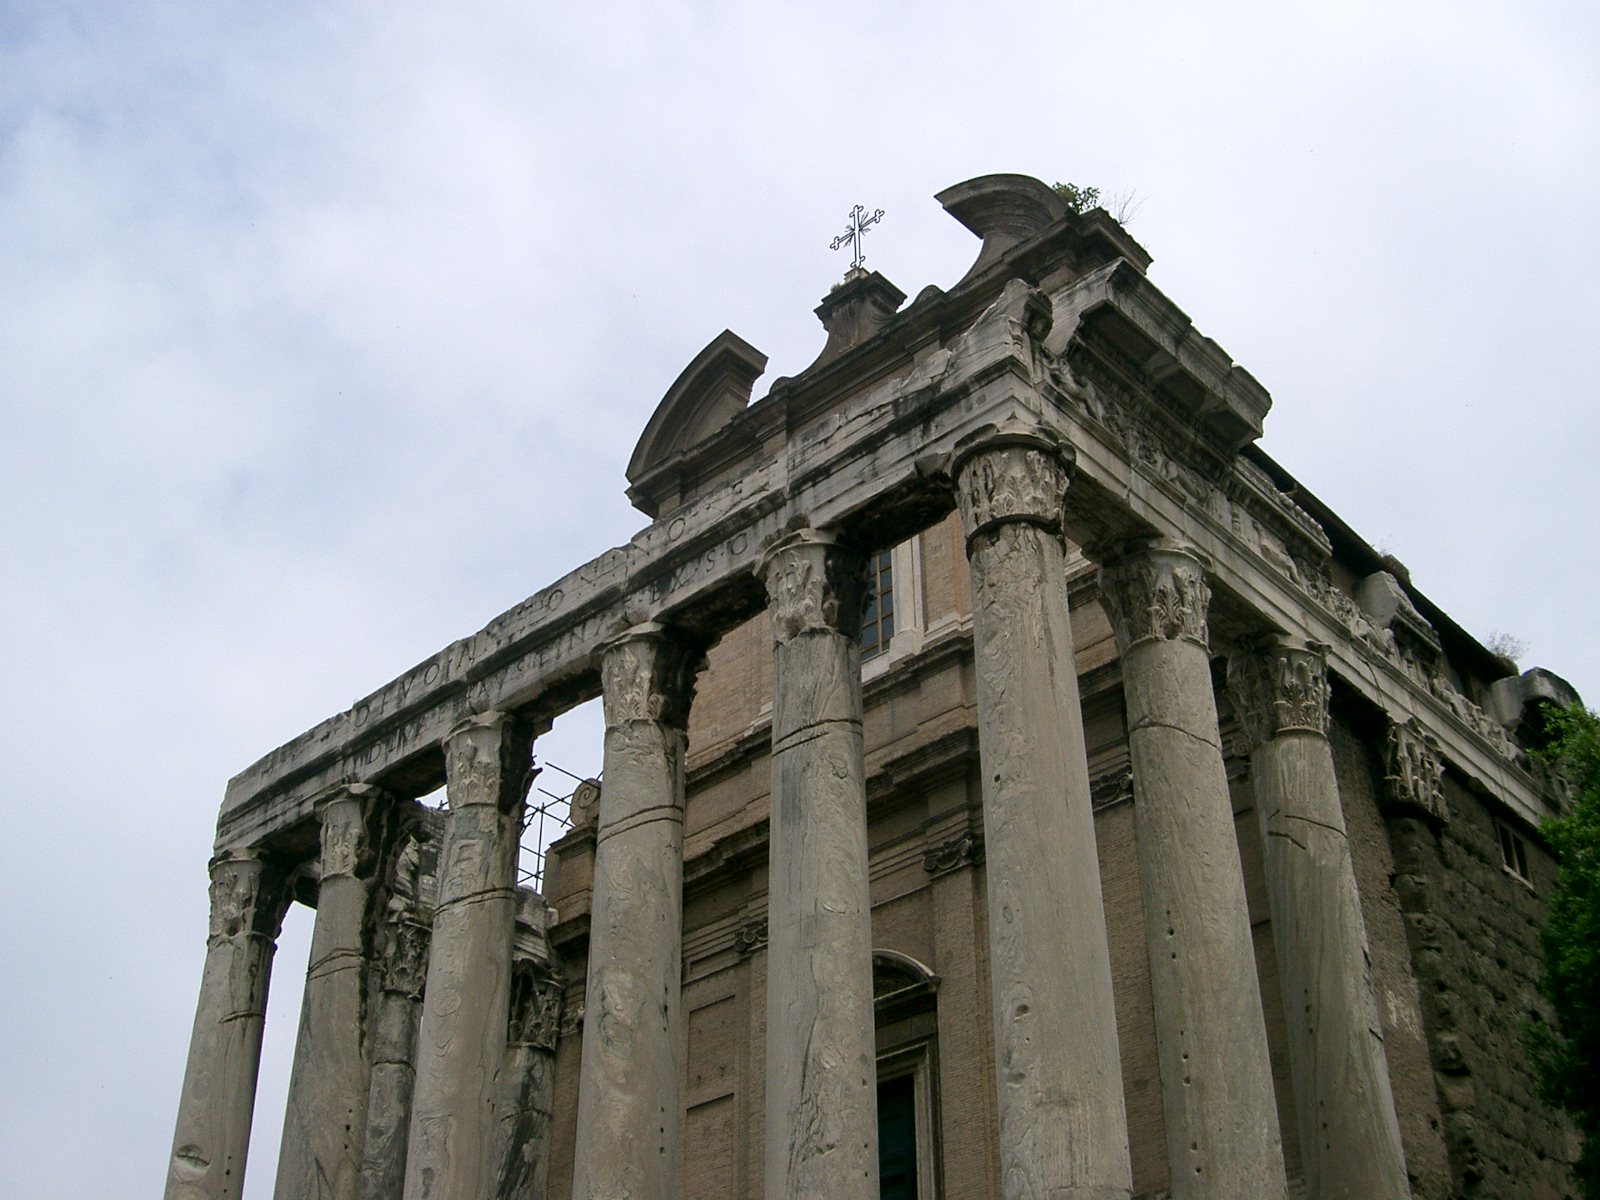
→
(1097, 540, 1213, 652)
(316, 783, 388, 880)
(759, 530, 867, 644)
(443, 710, 537, 813)
(950, 421, 1074, 543)
(599, 623, 703, 731)
(1226, 637, 1332, 747)
(206, 849, 291, 941)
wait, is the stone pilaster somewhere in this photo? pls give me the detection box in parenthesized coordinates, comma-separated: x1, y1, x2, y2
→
(275, 785, 390, 1200)
(759, 529, 879, 1200)
(403, 711, 536, 1200)
(571, 622, 701, 1200)
(952, 422, 1134, 1200)
(165, 849, 291, 1200)
(1228, 639, 1409, 1199)
(1098, 540, 1287, 1200)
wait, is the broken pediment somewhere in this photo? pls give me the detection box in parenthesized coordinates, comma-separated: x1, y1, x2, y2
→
(626, 330, 768, 517)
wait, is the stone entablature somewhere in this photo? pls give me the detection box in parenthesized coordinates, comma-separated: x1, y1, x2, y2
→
(216, 193, 1552, 853)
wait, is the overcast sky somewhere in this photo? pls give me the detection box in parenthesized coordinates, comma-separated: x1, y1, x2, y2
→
(2, 3, 1596, 1196)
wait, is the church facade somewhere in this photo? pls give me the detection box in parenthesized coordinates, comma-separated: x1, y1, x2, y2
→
(166, 174, 1579, 1199)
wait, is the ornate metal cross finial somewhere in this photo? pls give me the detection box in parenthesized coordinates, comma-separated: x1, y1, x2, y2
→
(830, 203, 884, 271)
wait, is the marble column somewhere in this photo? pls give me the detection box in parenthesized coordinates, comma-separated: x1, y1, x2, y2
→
(1227, 638, 1409, 1199)
(403, 711, 536, 1200)
(571, 623, 701, 1200)
(1098, 540, 1287, 1200)
(495, 956, 562, 1200)
(275, 785, 389, 1200)
(952, 422, 1134, 1200)
(166, 849, 291, 1200)
(360, 914, 430, 1200)
(760, 529, 879, 1200)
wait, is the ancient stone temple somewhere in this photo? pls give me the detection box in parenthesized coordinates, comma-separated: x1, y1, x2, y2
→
(166, 174, 1581, 1200)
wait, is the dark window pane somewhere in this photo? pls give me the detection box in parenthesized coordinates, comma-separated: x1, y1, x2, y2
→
(878, 1073, 917, 1200)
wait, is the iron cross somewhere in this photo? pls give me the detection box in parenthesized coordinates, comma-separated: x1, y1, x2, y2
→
(830, 203, 885, 271)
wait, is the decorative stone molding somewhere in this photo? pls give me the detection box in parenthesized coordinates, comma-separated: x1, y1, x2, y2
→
(507, 962, 563, 1051)
(1097, 540, 1213, 652)
(1226, 638, 1332, 748)
(950, 421, 1073, 543)
(1384, 719, 1448, 825)
(599, 623, 703, 732)
(1090, 767, 1134, 811)
(206, 851, 290, 941)
(921, 831, 982, 877)
(567, 778, 602, 830)
(733, 918, 767, 958)
(759, 529, 867, 644)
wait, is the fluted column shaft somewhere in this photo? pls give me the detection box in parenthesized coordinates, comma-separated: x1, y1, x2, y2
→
(571, 623, 701, 1200)
(1099, 541, 1287, 1200)
(276, 785, 388, 1200)
(760, 530, 879, 1200)
(1228, 638, 1409, 1199)
(403, 711, 536, 1200)
(166, 850, 291, 1200)
(953, 423, 1134, 1200)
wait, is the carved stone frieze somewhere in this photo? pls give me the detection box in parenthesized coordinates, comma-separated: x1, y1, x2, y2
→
(950, 422, 1073, 542)
(507, 962, 563, 1050)
(1227, 638, 1332, 748)
(599, 624, 702, 731)
(1097, 541, 1212, 652)
(1383, 719, 1448, 825)
(759, 530, 867, 644)
(921, 831, 983, 877)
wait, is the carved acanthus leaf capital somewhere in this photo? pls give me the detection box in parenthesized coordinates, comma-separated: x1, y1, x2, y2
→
(508, 962, 563, 1050)
(381, 916, 431, 998)
(1227, 638, 1332, 747)
(1383, 718, 1448, 825)
(599, 623, 704, 731)
(316, 783, 390, 880)
(759, 530, 868, 644)
(443, 710, 537, 814)
(950, 422, 1073, 543)
(1097, 541, 1212, 652)
(206, 850, 291, 941)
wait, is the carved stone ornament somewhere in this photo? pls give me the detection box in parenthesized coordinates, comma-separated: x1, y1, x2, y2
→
(1226, 638, 1332, 748)
(443, 710, 537, 813)
(1383, 718, 1448, 825)
(599, 623, 702, 731)
(921, 831, 983, 877)
(381, 917, 431, 999)
(317, 784, 384, 880)
(759, 529, 867, 644)
(507, 962, 563, 1050)
(950, 423, 1073, 543)
(206, 851, 289, 941)
(733, 917, 768, 958)
(1097, 541, 1212, 652)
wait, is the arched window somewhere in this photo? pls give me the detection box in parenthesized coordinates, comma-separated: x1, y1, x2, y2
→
(873, 950, 940, 1199)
